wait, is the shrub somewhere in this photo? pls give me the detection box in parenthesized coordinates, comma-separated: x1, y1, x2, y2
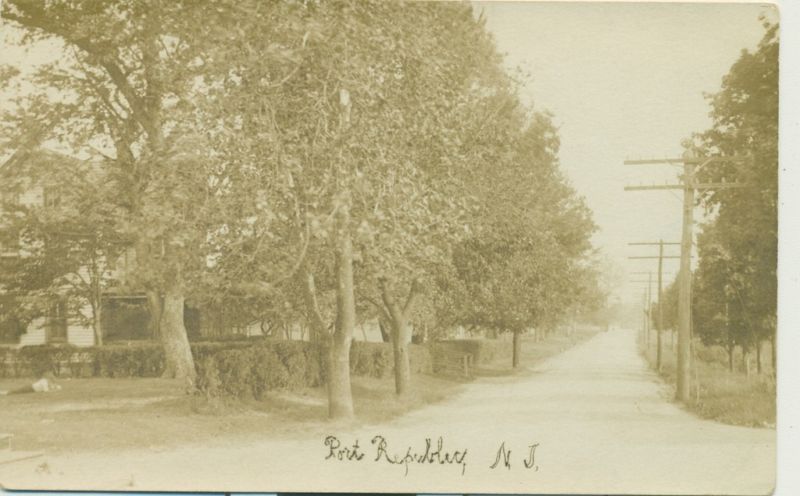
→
(434, 338, 511, 365)
(304, 345, 325, 387)
(195, 355, 222, 398)
(252, 347, 290, 395)
(0, 338, 434, 400)
(214, 348, 256, 399)
(94, 344, 164, 377)
(271, 341, 311, 389)
(409, 344, 433, 374)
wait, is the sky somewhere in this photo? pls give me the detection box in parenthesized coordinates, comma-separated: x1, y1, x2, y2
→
(475, 1, 776, 305)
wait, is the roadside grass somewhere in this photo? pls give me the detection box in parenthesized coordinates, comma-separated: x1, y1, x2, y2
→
(640, 333, 775, 428)
(475, 327, 600, 377)
(0, 328, 598, 453)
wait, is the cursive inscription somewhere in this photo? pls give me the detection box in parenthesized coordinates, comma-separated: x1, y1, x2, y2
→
(324, 435, 468, 476)
(324, 435, 540, 476)
(489, 441, 540, 471)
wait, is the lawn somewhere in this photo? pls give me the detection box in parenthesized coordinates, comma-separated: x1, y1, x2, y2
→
(640, 332, 775, 428)
(0, 328, 598, 454)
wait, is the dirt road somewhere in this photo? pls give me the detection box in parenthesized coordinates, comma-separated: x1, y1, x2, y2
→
(0, 328, 774, 494)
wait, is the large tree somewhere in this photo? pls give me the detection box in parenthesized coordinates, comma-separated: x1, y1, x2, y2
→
(452, 105, 598, 366)
(0, 1, 261, 386)
(694, 19, 778, 374)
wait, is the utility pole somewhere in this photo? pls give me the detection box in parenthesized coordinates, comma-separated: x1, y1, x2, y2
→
(629, 242, 679, 370)
(646, 271, 652, 348)
(631, 273, 655, 347)
(624, 150, 749, 402)
(642, 289, 648, 344)
(657, 240, 664, 371)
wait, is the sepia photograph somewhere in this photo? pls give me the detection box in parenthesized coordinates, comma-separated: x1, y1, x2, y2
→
(0, 1, 782, 494)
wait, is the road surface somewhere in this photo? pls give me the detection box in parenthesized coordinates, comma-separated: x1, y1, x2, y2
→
(0, 328, 775, 494)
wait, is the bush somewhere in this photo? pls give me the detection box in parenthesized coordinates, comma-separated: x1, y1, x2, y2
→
(304, 345, 325, 387)
(194, 340, 317, 399)
(195, 355, 222, 398)
(214, 348, 257, 398)
(0, 338, 434, 400)
(94, 344, 164, 377)
(253, 348, 290, 395)
(434, 338, 511, 365)
(410, 344, 433, 374)
(271, 341, 311, 389)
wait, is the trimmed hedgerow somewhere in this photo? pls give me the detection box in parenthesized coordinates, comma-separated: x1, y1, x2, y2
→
(0, 339, 433, 400)
(0, 341, 253, 379)
(433, 338, 511, 365)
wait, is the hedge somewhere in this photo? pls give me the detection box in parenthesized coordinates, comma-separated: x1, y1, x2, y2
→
(0, 340, 433, 399)
(0, 342, 253, 379)
(432, 338, 512, 365)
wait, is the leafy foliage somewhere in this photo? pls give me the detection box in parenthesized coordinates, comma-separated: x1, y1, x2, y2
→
(693, 20, 778, 357)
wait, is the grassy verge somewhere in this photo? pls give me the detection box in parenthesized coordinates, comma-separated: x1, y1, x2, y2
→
(0, 328, 598, 453)
(476, 327, 599, 377)
(640, 332, 775, 428)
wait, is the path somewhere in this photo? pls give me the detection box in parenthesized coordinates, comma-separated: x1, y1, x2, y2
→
(0, 329, 774, 494)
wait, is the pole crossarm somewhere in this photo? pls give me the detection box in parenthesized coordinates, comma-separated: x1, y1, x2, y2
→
(628, 242, 680, 246)
(625, 184, 684, 191)
(622, 152, 750, 401)
(694, 182, 748, 190)
(623, 156, 751, 166)
(625, 182, 747, 191)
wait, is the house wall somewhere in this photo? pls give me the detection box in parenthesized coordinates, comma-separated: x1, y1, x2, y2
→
(18, 318, 46, 347)
(16, 315, 96, 348)
(67, 324, 95, 347)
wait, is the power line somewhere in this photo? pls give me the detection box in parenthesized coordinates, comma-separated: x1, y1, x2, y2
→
(624, 152, 751, 402)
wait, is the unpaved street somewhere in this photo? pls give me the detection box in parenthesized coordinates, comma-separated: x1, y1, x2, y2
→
(1, 329, 775, 494)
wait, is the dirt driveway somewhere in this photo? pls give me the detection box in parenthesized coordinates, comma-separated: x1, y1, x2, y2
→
(0, 328, 774, 494)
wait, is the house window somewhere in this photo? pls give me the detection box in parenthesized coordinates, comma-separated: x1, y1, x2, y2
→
(46, 298, 68, 343)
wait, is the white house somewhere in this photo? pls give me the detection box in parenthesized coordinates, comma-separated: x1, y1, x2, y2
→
(0, 148, 127, 348)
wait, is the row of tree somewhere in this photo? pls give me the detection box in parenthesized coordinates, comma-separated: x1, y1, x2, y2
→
(649, 19, 778, 376)
(0, 1, 603, 418)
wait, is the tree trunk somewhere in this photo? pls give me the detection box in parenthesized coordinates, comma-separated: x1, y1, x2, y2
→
(328, 212, 355, 419)
(742, 347, 750, 377)
(300, 263, 327, 343)
(379, 278, 421, 397)
(728, 344, 734, 373)
(93, 297, 103, 347)
(771, 337, 776, 378)
(160, 284, 196, 388)
(378, 319, 391, 343)
(390, 319, 412, 396)
(146, 289, 162, 339)
(756, 340, 762, 375)
(512, 329, 521, 368)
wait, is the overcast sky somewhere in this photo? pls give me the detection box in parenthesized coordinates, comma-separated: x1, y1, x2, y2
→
(476, 1, 776, 303)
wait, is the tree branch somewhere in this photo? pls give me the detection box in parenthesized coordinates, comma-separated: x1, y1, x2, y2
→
(2, 1, 157, 138)
(300, 262, 329, 339)
(403, 278, 423, 315)
(363, 294, 391, 323)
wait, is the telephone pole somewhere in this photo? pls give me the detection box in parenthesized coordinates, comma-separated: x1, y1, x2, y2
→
(624, 150, 749, 402)
(629, 242, 679, 370)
